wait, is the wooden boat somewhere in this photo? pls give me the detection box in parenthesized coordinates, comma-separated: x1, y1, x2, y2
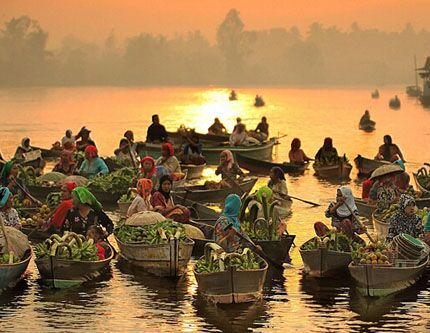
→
(236, 154, 308, 174)
(35, 244, 114, 288)
(194, 254, 268, 303)
(115, 236, 194, 277)
(173, 177, 257, 204)
(167, 131, 230, 144)
(372, 212, 389, 241)
(27, 184, 60, 201)
(299, 239, 354, 277)
(389, 97, 401, 109)
(0, 251, 31, 293)
(21, 225, 53, 242)
(32, 146, 62, 160)
(254, 98, 265, 107)
(313, 162, 352, 180)
(354, 155, 389, 176)
(359, 123, 375, 132)
(355, 198, 377, 218)
(413, 173, 430, 194)
(173, 195, 219, 221)
(88, 188, 122, 206)
(181, 163, 206, 180)
(349, 256, 429, 297)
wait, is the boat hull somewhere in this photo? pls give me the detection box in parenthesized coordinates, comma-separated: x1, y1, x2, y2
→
(115, 236, 194, 277)
(354, 156, 388, 176)
(194, 256, 267, 304)
(254, 235, 296, 265)
(349, 257, 428, 297)
(0, 254, 31, 292)
(236, 154, 307, 174)
(27, 185, 60, 201)
(181, 163, 206, 180)
(313, 163, 352, 180)
(300, 246, 352, 278)
(413, 173, 430, 194)
(355, 198, 377, 219)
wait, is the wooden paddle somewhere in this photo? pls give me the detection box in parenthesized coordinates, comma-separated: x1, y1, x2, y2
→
(288, 195, 321, 207)
(11, 178, 43, 206)
(344, 201, 376, 244)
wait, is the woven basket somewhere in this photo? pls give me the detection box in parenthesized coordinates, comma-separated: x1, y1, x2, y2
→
(125, 211, 166, 226)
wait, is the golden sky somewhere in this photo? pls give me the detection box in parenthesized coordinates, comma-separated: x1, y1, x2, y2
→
(2, 0, 430, 47)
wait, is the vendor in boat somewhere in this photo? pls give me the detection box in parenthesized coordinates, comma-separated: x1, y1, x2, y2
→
(150, 175, 190, 223)
(44, 181, 78, 230)
(79, 145, 109, 179)
(156, 142, 182, 178)
(289, 138, 311, 164)
(214, 194, 247, 253)
(115, 138, 139, 166)
(325, 187, 365, 234)
(359, 110, 375, 127)
(375, 135, 405, 162)
(139, 156, 158, 190)
(146, 114, 168, 143)
(14, 137, 33, 161)
(215, 150, 245, 187)
(61, 129, 78, 147)
(249, 116, 269, 142)
(53, 149, 76, 175)
(61, 187, 114, 235)
(0, 187, 21, 229)
(386, 194, 423, 242)
(393, 159, 410, 191)
(268, 167, 292, 219)
(127, 179, 153, 217)
(181, 131, 205, 165)
(369, 173, 401, 212)
(0, 160, 31, 200)
(208, 118, 227, 135)
(233, 117, 242, 133)
(315, 137, 338, 163)
(76, 128, 96, 152)
(229, 123, 259, 146)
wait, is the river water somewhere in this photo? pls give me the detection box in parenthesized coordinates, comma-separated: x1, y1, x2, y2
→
(0, 87, 430, 332)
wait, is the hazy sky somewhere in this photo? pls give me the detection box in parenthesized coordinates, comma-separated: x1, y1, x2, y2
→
(2, 0, 430, 47)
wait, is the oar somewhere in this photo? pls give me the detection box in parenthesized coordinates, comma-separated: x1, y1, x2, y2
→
(126, 139, 138, 169)
(344, 201, 376, 244)
(288, 195, 321, 207)
(11, 178, 43, 206)
(223, 173, 245, 196)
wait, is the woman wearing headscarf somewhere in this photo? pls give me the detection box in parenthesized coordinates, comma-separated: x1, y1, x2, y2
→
(386, 194, 423, 242)
(14, 137, 33, 161)
(150, 175, 190, 223)
(115, 138, 138, 166)
(156, 142, 182, 175)
(61, 187, 113, 235)
(139, 156, 158, 190)
(0, 160, 30, 200)
(375, 135, 405, 162)
(53, 150, 76, 175)
(214, 194, 244, 253)
(215, 150, 245, 187)
(127, 179, 153, 217)
(369, 173, 401, 212)
(289, 138, 311, 164)
(325, 187, 364, 234)
(0, 187, 21, 229)
(315, 137, 339, 163)
(79, 145, 109, 179)
(45, 181, 78, 230)
(268, 167, 292, 219)
(76, 128, 96, 152)
(61, 129, 76, 146)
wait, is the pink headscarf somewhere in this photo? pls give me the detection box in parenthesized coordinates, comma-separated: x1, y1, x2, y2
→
(221, 150, 234, 170)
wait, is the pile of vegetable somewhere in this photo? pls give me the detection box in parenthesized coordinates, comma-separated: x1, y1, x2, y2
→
(0, 252, 21, 264)
(46, 192, 62, 210)
(376, 203, 428, 223)
(301, 229, 361, 252)
(87, 167, 137, 194)
(20, 204, 52, 227)
(315, 153, 349, 167)
(352, 242, 393, 265)
(34, 232, 99, 261)
(118, 191, 137, 203)
(114, 219, 187, 245)
(195, 243, 261, 273)
(13, 196, 33, 210)
(416, 167, 430, 191)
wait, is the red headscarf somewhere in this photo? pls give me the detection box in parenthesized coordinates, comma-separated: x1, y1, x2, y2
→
(137, 178, 153, 198)
(140, 156, 156, 177)
(64, 181, 77, 192)
(162, 142, 174, 156)
(85, 145, 98, 159)
(50, 181, 78, 229)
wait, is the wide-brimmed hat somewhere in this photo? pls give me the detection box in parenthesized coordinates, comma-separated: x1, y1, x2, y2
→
(370, 164, 403, 180)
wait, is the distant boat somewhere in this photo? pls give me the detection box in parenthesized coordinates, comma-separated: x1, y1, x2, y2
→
(371, 89, 379, 99)
(359, 122, 375, 132)
(389, 96, 401, 109)
(406, 56, 422, 97)
(229, 90, 237, 101)
(418, 56, 430, 107)
(254, 96, 265, 107)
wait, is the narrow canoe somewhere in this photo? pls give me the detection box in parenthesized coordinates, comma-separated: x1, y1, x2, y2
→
(359, 123, 375, 132)
(32, 146, 62, 160)
(35, 244, 114, 288)
(167, 131, 230, 144)
(299, 239, 353, 277)
(349, 256, 429, 297)
(0, 252, 31, 293)
(194, 254, 268, 304)
(355, 198, 377, 218)
(413, 173, 430, 194)
(313, 162, 352, 180)
(173, 178, 257, 204)
(172, 195, 219, 221)
(115, 236, 194, 277)
(354, 155, 389, 176)
(372, 212, 389, 241)
(389, 99, 401, 109)
(21, 225, 53, 242)
(236, 154, 308, 174)
(181, 163, 206, 180)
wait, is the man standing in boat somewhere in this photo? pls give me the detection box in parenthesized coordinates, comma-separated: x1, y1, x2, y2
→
(146, 114, 168, 143)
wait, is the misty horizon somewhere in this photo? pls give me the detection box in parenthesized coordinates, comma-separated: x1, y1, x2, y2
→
(1, 9, 429, 87)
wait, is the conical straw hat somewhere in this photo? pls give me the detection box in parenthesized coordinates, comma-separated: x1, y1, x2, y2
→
(370, 164, 403, 180)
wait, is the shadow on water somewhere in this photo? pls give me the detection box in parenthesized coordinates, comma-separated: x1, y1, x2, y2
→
(0, 278, 32, 320)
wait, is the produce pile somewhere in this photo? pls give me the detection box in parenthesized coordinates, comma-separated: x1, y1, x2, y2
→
(352, 242, 393, 265)
(20, 204, 52, 227)
(416, 167, 430, 191)
(315, 153, 349, 167)
(118, 191, 137, 203)
(195, 243, 261, 273)
(13, 196, 33, 210)
(0, 252, 21, 264)
(301, 229, 361, 252)
(27, 172, 65, 187)
(34, 232, 99, 261)
(46, 192, 62, 210)
(87, 167, 137, 194)
(375, 203, 428, 223)
(114, 219, 187, 245)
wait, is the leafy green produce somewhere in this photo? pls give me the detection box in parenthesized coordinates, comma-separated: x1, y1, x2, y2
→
(87, 167, 138, 194)
(0, 252, 21, 264)
(301, 229, 360, 252)
(114, 219, 187, 245)
(35, 232, 99, 261)
(195, 243, 260, 274)
(118, 191, 137, 203)
(315, 153, 349, 167)
(46, 192, 62, 210)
